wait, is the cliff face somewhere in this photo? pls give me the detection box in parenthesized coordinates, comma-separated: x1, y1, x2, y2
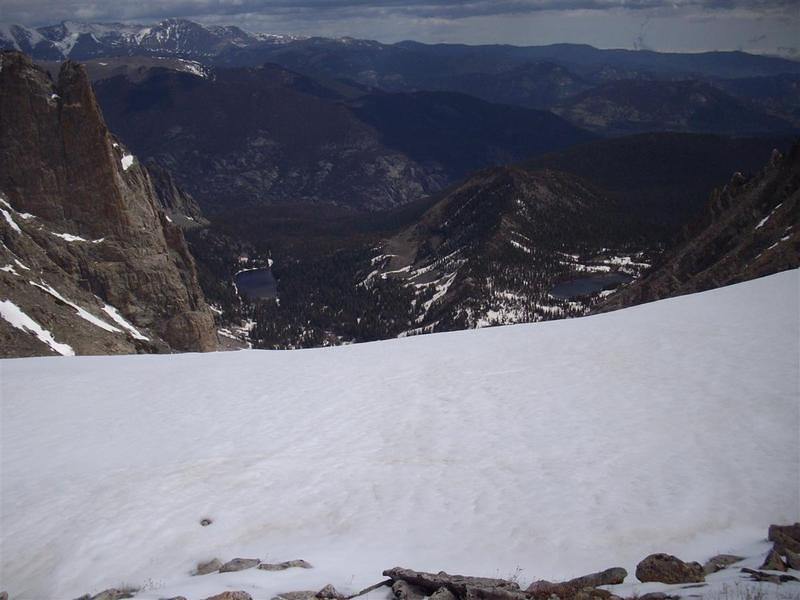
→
(0, 51, 217, 356)
(602, 143, 799, 310)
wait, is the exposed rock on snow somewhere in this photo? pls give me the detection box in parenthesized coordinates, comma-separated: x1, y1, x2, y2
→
(204, 593, 252, 600)
(392, 580, 426, 600)
(759, 548, 787, 571)
(701, 554, 743, 575)
(769, 523, 800, 554)
(259, 559, 314, 571)
(739, 567, 798, 584)
(193, 559, 222, 576)
(316, 584, 345, 599)
(429, 588, 457, 600)
(89, 588, 135, 600)
(218, 558, 260, 572)
(383, 568, 521, 598)
(635, 554, 704, 584)
(786, 549, 800, 570)
(273, 591, 317, 600)
(526, 567, 627, 600)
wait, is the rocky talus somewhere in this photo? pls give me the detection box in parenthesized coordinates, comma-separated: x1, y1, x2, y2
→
(0, 51, 217, 356)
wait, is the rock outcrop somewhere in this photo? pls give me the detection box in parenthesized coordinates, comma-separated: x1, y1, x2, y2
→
(635, 554, 704, 584)
(0, 50, 217, 356)
(769, 523, 800, 555)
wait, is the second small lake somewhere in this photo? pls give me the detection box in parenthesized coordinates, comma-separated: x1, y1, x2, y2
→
(550, 272, 632, 300)
(235, 268, 278, 300)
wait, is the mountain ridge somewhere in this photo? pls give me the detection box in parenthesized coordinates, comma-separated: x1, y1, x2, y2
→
(0, 50, 217, 356)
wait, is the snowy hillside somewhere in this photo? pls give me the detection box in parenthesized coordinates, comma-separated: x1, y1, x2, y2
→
(1, 270, 798, 600)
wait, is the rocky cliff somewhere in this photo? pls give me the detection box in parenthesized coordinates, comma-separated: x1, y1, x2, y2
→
(0, 51, 217, 356)
(602, 143, 799, 309)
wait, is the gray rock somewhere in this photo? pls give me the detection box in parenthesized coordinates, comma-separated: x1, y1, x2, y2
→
(527, 582, 611, 600)
(785, 549, 800, 570)
(219, 558, 261, 573)
(565, 568, 627, 588)
(383, 567, 520, 596)
(525, 569, 626, 600)
(702, 554, 744, 575)
(204, 593, 253, 600)
(0, 592, 8, 600)
(161, 597, 188, 600)
(392, 581, 426, 600)
(194, 558, 223, 575)
(638, 593, 680, 600)
(316, 585, 345, 599)
(635, 554, 704, 584)
(740, 568, 798, 584)
(760, 548, 787, 572)
(259, 559, 313, 571)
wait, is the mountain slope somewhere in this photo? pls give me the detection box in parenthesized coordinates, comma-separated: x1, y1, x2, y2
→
(602, 143, 799, 310)
(92, 63, 593, 211)
(553, 79, 796, 136)
(2, 269, 797, 598)
(359, 167, 645, 334)
(0, 51, 217, 356)
(526, 133, 796, 230)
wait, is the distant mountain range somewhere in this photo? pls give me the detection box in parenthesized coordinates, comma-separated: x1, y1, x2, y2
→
(3, 18, 800, 80)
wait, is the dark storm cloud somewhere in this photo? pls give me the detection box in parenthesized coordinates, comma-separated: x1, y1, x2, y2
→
(1, 0, 798, 26)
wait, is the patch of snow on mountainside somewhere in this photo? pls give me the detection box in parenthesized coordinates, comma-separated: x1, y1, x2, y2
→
(101, 304, 150, 341)
(0, 299, 75, 356)
(29, 280, 122, 334)
(0, 270, 798, 600)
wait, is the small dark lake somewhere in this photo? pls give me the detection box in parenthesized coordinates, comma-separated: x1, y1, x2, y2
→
(235, 268, 278, 300)
(550, 272, 632, 300)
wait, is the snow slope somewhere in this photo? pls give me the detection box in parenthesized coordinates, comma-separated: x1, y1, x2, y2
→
(1, 270, 798, 600)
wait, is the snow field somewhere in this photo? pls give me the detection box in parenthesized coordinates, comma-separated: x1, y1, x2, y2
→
(1, 270, 798, 600)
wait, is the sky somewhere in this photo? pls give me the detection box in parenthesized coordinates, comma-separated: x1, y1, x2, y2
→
(1, 0, 798, 56)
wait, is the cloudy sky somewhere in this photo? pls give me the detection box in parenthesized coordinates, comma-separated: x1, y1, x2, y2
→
(2, 0, 799, 56)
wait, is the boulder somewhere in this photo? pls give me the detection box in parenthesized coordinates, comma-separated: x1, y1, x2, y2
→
(317, 585, 345, 599)
(204, 593, 253, 600)
(260, 559, 314, 571)
(219, 558, 261, 573)
(383, 567, 520, 596)
(769, 523, 800, 555)
(760, 548, 787, 572)
(195, 558, 223, 575)
(564, 568, 627, 588)
(635, 554, 704, 584)
(526, 568, 626, 600)
(702, 554, 744, 575)
(785, 549, 800, 570)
